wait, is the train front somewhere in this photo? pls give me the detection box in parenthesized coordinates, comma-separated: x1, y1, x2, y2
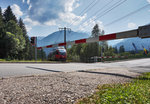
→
(56, 48, 67, 61)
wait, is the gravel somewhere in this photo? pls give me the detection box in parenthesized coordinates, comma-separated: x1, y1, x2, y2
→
(0, 67, 140, 104)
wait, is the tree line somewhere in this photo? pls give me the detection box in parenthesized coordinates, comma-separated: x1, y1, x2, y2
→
(0, 6, 46, 60)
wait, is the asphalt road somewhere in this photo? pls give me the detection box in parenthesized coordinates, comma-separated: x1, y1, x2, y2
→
(0, 58, 150, 77)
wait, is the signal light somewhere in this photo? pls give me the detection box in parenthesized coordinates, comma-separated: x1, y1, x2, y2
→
(31, 37, 35, 45)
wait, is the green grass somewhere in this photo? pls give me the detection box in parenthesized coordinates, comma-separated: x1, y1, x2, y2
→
(0, 59, 59, 63)
(77, 73, 150, 104)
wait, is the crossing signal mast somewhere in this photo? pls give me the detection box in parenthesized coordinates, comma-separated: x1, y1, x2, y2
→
(30, 37, 37, 61)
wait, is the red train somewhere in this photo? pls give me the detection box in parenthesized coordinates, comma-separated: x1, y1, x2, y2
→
(48, 47, 67, 61)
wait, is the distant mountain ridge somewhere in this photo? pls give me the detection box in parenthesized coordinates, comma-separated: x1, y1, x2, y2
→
(114, 37, 150, 51)
(37, 30, 89, 47)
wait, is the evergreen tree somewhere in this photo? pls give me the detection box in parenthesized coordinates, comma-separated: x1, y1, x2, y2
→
(114, 47, 118, 54)
(75, 44, 82, 56)
(92, 24, 100, 37)
(0, 7, 4, 38)
(104, 46, 115, 56)
(101, 30, 105, 35)
(3, 6, 17, 23)
(0, 7, 4, 29)
(37, 49, 46, 60)
(80, 43, 90, 62)
(119, 45, 125, 53)
(18, 18, 31, 60)
(5, 20, 26, 59)
(4, 32, 21, 59)
(90, 24, 100, 57)
(0, 7, 5, 58)
(19, 18, 27, 36)
(0, 6, 35, 60)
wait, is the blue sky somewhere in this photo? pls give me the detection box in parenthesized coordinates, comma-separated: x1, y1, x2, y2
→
(0, 0, 150, 38)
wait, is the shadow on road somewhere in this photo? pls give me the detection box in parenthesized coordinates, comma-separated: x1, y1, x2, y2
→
(26, 66, 62, 72)
(78, 70, 135, 79)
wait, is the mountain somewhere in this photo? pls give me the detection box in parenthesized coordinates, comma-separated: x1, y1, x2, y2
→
(108, 39, 124, 46)
(114, 37, 150, 51)
(37, 30, 89, 47)
(37, 30, 90, 56)
(37, 36, 45, 40)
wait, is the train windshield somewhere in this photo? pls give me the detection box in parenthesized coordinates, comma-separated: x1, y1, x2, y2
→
(59, 49, 66, 55)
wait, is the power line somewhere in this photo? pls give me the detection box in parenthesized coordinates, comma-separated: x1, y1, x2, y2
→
(78, 0, 99, 16)
(104, 4, 150, 27)
(94, 0, 127, 21)
(78, 0, 115, 26)
(69, 0, 101, 27)
(91, 0, 115, 19)
(79, 0, 127, 30)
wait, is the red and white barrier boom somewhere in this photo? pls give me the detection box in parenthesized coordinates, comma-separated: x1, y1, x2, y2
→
(37, 25, 150, 49)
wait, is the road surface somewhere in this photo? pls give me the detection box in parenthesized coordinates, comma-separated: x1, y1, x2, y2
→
(0, 58, 150, 77)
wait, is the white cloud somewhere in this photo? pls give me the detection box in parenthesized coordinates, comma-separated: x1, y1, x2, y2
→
(59, 0, 84, 26)
(28, 4, 32, 10)
(79, 17, 104, 32)
(59, 12, 86, 26)
(11, 4, 23, 18)
(64, 0, 80, 12)
(74, 3, 80, 9)
(26, 25, 32, 32)
(128, 22, 137, 29)
(147, 0, 150, 3)
(44, 20, 57, 26)
(2, 8, 6, 13)
(27, 0, 30, 5)
(23, 0, 84, 32)
(22, 0, 25, 3)
(23, 16, 41, 32)
(24, 16, 40, 26)
(28, 0, 82, 25)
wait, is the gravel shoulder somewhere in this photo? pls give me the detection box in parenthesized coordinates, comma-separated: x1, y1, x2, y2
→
(0, 68, 140, 104)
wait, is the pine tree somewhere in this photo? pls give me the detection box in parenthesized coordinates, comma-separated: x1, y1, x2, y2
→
(119, 45, 125, 53)
(3, 6, 17, 23)
(0, 7, 4, 28)
(91, 24, 100, 57)
(75, 44, 82, 56)
(0, 7, 5, 58)
(19, 18, 31, 59)
(5, 20, 26, 59)
(92, 24, 100, 37)
(114, 47, 118, 54)
(0, 7, 4, 38)
(19, 18, 27, 37)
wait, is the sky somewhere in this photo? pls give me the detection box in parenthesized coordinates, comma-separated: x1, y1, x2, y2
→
(0, 0, 150, 39)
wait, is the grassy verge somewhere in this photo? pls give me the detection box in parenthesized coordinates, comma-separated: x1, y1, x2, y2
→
(77, 73, 150, 104)
(0, 59, 59, 63)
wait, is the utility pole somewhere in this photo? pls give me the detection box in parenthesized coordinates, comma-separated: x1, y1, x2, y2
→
(41, 49, 43, 61)
(35, 37, 37, 61)
(59, 27, 71, 49)
(101, 46, 103, 62)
